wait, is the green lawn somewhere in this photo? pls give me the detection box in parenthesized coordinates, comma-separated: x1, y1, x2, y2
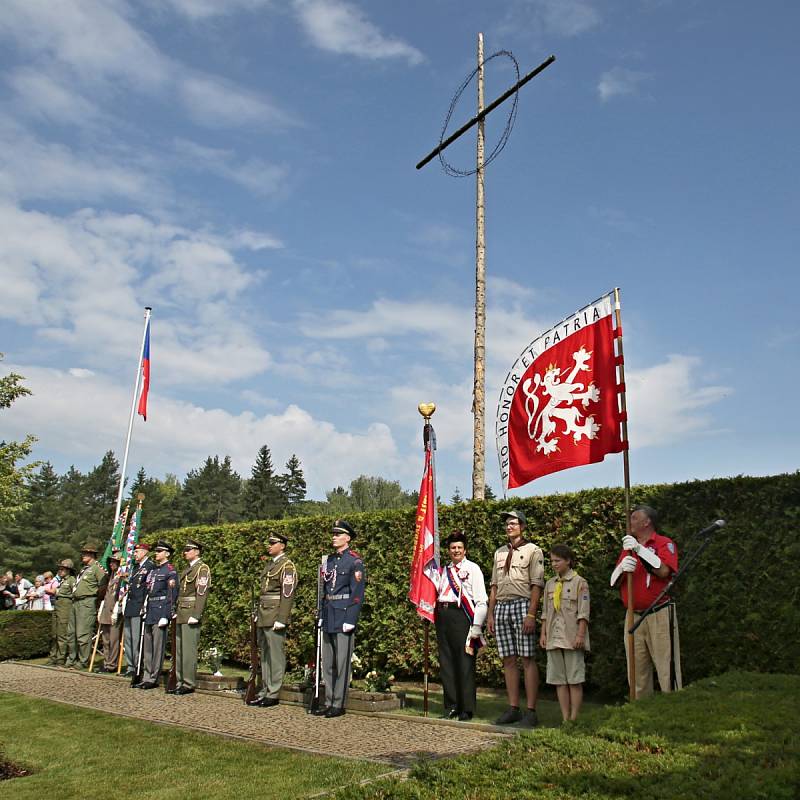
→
(332, 672, 800, 800)
(0, 693, 393, 800)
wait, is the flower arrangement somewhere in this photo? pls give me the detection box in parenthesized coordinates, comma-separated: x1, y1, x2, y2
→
(200, 646, 223, 676)
(363, 669, 395, 694)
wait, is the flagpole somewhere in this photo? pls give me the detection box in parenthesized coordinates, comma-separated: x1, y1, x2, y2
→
(114, 307, 151, 523)
(614, 288, 636, 701)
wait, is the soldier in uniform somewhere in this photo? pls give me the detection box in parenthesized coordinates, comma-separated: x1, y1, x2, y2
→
(135, 540, 178, 690)
(313, 520, 366, 718)
(172, 539, 211, 695)
(122, 541, 155, 677)
(247, 533, 297, 707)
(46, 559, 76, 666)
(65, 541, 108, 670)
(96, 550, 124, 673)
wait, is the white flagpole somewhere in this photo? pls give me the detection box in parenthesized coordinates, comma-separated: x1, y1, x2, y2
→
(114, 307, 151, 522)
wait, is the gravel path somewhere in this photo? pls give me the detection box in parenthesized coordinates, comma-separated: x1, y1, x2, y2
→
(0, 663, 507, 766)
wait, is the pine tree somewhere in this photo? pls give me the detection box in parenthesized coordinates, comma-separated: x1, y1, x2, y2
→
(85, 450, 120, 534)
(450, 487, 463, 505)
(58, 466, 88, 550)
(279, 454, 307, 505)
(484, 484, 496, 501)
(181, 456, 243, 525)
(244, 446, 287, 520)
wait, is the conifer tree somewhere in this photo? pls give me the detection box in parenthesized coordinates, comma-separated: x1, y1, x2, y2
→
(244, 445, 287, 520)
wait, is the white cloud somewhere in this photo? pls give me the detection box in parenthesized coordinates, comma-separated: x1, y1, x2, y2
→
(160, 0, 271, 20)
(293, 0, 424, 65)
(4, 364, 404, 498)
(598, 67, 651, 102)
(6, 67, 101, 125)
(0, 203, 272, 385)
(496, 0, 600, 40)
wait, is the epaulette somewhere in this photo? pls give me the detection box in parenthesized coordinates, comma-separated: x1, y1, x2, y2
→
(349, 549, 362, 559)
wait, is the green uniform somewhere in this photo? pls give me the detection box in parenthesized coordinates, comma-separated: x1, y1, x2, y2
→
(175, 560, 211, 691)
(256, 554, 297, 700)
(49, 575, 76, 665)
(65, 560, 107, 669)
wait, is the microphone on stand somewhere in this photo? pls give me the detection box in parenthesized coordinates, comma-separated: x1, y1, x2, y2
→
(698, 520, 726, 536)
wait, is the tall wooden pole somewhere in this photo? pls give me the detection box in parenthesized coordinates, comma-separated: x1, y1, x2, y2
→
(472, 32, 486, 501)
(614, 288, 636, 701)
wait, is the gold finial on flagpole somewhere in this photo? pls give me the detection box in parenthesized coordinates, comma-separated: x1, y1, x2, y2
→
(417, 402, 436, 421)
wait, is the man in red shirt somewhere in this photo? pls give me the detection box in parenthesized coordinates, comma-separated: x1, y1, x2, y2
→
(610, 505, 682, 699)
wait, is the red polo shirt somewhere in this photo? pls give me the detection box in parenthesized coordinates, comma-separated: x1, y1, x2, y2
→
(616, 532, 678, 611)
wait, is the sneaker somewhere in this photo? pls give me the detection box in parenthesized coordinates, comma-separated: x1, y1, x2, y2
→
(494, 707, 523, 725)
(518, 709, 539, 728)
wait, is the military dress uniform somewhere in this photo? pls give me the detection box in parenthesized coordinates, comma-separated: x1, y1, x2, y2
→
(139, 547, 178, 688)
(175, 544, 211, 693)
(255, 545, 297, 703)
(65, 544, 108, 669)
(48, 561, 76, 665)
(123, 549, 155, 675)
(320, 522, 366, 716)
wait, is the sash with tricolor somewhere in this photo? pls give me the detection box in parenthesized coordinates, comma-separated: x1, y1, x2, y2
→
(444, 566, 487, 655)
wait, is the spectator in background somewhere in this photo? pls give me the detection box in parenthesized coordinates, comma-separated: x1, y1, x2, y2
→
(42, 572, 56, 611)
(15, 573, 33, 608)
(0, 575, 17, 610)
(26, 576, 47, 610)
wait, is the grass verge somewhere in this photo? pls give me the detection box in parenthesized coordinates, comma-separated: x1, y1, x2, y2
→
(0, 693, 393, 799)
(332, 671, 800, 800)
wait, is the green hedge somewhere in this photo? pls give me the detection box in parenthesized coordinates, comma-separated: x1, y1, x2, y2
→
(0, 611, 51, 660)
(153, 472, 800, 698)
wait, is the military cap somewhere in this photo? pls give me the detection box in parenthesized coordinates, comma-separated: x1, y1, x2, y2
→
(332, 519, 356, 539)
(58, 558, 75, 572)
(108, 549, 123, 563)
(80, 540, 100, 554)
(153, 540, 174, 556)
(500, 509, 527, 526)
(444, 530, 467, 547)
(133, 541, 151, 551)
(268, 533, 288, 545)
(182, 538, 202, 553)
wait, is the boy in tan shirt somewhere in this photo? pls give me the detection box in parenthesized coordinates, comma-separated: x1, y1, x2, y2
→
(539, 544, 590, 722)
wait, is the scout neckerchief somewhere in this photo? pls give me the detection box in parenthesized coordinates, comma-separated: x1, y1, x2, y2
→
(504, 538, 527, 574)
(553, 576, 564, 612)
(445, 563, 475, 624)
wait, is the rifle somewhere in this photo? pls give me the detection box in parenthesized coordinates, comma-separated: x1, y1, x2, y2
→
(131, 595, 148, 686)
(166, 618, 178, 693)
(308, 555, 327, 714)
(243, 587, 259, 704)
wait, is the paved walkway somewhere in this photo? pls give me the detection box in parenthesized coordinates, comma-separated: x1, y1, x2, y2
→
(0, 663, 507, 766)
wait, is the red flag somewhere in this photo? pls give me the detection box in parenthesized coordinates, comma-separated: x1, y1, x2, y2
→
(496, 291, 625, 491)
(408, 427, 439, 622)
(136, 318, 150, 420)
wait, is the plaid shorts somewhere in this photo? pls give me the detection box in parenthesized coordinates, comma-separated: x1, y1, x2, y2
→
(494, 597, 537, 658)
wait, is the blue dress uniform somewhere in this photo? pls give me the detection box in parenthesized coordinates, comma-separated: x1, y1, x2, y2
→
(319, 520, 366, 717)
(123, 549, 155, 675)
(137, 541, 178, 689)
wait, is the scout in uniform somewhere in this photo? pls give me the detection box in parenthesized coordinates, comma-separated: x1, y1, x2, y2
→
(247, 533, 297, 707)
(96, 549, 124, 673)
(610, 504, 682, 699)
(539, 543, 590, 721)
(313, 520, 366, 718)
(434, 531, 488, 722)
(65, 541, 108, 670)
(47, 559, 76, 665)
(487, 510, 545, 727)
(122, 541, 155, 676)
(171, 538, 211, 695)
(135, 540, 178, 689)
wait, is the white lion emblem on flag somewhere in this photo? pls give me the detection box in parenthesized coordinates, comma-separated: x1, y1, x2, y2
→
(522, 347, 602, 455)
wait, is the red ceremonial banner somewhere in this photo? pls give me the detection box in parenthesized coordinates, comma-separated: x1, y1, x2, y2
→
(496, 292, 624, 491)
(408, 436, 439, 622)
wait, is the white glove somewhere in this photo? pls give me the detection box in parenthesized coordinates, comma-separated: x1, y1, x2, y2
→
(316, 617, 323, 629)
(622, 536, 662, 570)
(272, 621, 286, 631)
(468, 625, 482, 639)
(610, 555, 638, 587)
(158, 617, 168, 628)
(342, 622, 355, 633)
(188, 616, 199, 624)
(111, 605, 119, 624)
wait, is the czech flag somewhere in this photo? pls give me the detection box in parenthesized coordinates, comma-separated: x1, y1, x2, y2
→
(137, 318, 151, 420)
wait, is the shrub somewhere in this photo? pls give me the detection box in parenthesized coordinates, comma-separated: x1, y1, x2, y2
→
(152, 472, 800, 698)
(0, 610, 51, 659)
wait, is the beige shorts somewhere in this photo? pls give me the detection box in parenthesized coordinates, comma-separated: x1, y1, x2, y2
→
(546, 648, 585, 685)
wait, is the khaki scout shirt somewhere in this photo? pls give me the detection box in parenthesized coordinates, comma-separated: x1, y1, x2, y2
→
(542, 570, 590, 652)
(72, 560, 108, 600)
(490, 541, 545, 602)
(176, 559, 211, 624)
(256, 554, 297, 628)
(56, 574, 76, 601)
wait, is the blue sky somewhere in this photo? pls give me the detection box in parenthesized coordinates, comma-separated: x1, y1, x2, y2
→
(1, 0, 798, 501)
